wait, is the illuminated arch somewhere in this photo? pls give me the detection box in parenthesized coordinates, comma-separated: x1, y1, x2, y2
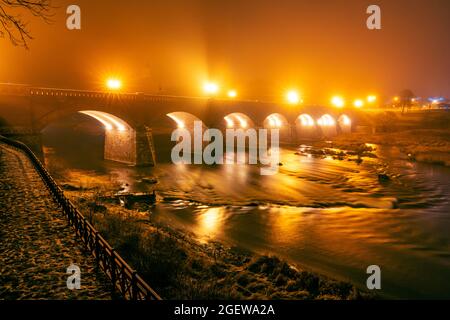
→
(296, 114, 315, 127)
(338, 114, 352, 133)
(317, 114, 336, 127)
(223, 113, 254, 129)
(78, 111, 132, 131)
(317, 114, 337, 137)
(263, 113, 289, 129)
(166, 112, 205, 130)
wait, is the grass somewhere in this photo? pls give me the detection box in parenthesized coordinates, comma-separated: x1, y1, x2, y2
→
(327, 129, 450, 166)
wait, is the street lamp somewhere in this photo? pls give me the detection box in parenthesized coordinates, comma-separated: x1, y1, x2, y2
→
(367, 95, 377, 103)
(203, 82, 219, 95)
(354, 99, 364, 108)
(331, 96, 345, 108)
(106, 78, 122, 91)
(286, 90, 301, 105)
(227, 90, 237, 98)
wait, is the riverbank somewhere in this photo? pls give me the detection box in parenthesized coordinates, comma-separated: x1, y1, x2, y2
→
(312, 129, 450, 166)
(64, 188, 373, 300)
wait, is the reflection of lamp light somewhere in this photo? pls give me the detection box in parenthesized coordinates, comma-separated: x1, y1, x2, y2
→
(198, 208, 223, 235)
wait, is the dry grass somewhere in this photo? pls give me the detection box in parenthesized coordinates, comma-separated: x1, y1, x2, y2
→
(73, 197, 373, 300)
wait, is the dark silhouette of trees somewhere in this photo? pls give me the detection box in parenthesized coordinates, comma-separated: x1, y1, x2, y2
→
(398, 89, 415, 113)
(0, 0, 52, 49)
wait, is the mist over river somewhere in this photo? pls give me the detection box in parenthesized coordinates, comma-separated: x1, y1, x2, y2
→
(42, 120, 450, 299)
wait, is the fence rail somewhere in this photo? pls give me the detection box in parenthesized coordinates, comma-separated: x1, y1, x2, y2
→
(0, 135, 161, 301)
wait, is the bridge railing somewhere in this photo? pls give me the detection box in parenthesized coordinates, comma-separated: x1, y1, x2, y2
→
(0, 135, 161, 301)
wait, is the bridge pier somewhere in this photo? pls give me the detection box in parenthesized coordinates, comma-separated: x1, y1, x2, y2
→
(104, 126, 155, 166)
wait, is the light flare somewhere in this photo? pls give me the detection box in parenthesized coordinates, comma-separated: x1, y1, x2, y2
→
(331, 96, 345, 108)
(286, 90, 301, 105)
(106, 78, 122, 90)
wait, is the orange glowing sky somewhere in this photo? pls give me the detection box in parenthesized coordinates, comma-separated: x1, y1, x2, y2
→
(0, 0, 449, 103)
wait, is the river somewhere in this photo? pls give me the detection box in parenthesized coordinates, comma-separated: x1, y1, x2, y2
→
(42, 121, 450, 299)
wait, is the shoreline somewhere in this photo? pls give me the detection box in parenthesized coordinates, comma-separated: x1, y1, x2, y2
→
(65, 189, 374, 300)
(316, 129, 450, 167)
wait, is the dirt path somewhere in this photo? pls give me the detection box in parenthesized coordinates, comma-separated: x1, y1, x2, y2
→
(0, 143, 111, 300)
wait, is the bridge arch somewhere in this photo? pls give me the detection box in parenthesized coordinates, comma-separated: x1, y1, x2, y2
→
(166, 112, 206, 130)
(317, 114, 337, 138)
(295, 113, 318, 141)
(263, 113, 291, 142)
(223, 112, 255, 129)
(78, 110, 132, 132)
(337, 114, 352, 134)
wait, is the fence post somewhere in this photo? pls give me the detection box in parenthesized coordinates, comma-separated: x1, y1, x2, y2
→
(131, 270, 138, 300)
(82, 219, 88, 250)
(95, 231, 100, 269)
(110, 248, 116, 294)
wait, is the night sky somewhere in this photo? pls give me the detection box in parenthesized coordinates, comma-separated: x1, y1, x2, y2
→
(0, 0, 449, 103)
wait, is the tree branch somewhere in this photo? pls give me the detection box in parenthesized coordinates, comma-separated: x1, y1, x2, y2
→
(0, 0, 53, 49)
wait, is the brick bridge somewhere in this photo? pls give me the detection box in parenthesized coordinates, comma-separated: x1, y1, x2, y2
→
(0, 83, 372, 165)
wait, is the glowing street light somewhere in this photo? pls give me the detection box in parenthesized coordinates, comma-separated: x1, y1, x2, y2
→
(354, 99, 364, 108)
(367, 95, 377, 103)
(203, 82, 219, 95)
(286, 90, 301, 105)
(393, 96, 399, 102)
(331, 96, 345, 108)
(227, 90, 237, 98)
(106, 78, 122, 90)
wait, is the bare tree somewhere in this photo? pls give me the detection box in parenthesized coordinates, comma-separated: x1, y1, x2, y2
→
(398, 89, 415, 114)
(0, 0, 53, 49)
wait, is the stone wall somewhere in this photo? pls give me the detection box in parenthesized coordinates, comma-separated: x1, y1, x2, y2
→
(104, 129, 136, 165)
(104, 127, 155, 166)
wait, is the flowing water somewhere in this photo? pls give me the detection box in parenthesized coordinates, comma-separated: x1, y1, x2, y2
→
(42, 122, 450, 299)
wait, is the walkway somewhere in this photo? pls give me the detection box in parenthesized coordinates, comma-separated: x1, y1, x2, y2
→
(0, 143, 111, 300)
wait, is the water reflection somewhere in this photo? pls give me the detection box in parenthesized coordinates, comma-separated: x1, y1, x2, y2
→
(41, 123, 450, 299)
(196, 207, 225, 239)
